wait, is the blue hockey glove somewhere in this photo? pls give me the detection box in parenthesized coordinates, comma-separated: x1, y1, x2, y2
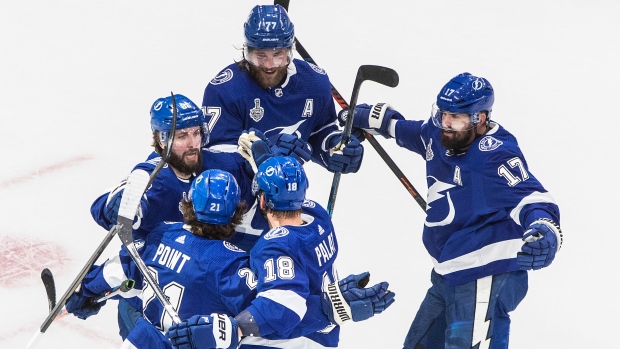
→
(321, 272, 395, 325)
(338, 103, 404, 139)
(336, 110, 366, 142)
(103, 184, 148, 227)
(517, 218, 563, 270)
(166, 314, 239, 349)
(65, 290, 106, 320)
(325, 133, 364, 173)
(274, 133, 312, 164)
(238, 128, 280, 172)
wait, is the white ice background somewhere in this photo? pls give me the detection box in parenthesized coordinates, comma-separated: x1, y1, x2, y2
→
(1, 0, 619, 348)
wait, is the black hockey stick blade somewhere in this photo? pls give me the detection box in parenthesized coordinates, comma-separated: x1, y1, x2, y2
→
(40, 268, 56, 313)
(274, 0, 290, 10)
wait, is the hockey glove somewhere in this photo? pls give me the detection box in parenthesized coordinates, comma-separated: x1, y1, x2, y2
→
(517, 218, 563, 270)
(338, 103, 404, 139)
(325, 133, 364, 174)
(238, 128, 280, 173)
(274, 133, 312, 164)
(103, 184, 148, 228)
(321, 272, 395, 325)
(65, 290, 106, 320)
(165, 314, 239, 349)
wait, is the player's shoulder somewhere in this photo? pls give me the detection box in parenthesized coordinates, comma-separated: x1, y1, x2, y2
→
(474, 122, 524, 161)
(206, 62, 250, 90)
(292, 59, 332, 88)
(132, 152, 160, 172)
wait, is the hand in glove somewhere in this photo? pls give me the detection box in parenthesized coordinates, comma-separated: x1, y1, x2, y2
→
(517, 218, 563, 270)
(166, 314, 239, 349)
(322, 272, 395, 325)
(338, 103, 404, 139)
(274, 133, 312, 164)
(238, 128, 280, 172)
(65, 289, 106, 320)
(103, 183, 148, 228)
(324, 133, 364, 174)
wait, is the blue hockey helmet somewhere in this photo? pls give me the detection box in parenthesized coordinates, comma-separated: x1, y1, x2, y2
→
(252, 156, 308, 211)
(150, 94, 209, 146)
(244, 4, 294, 49)
(432, 73, 494, 129)
(189, 169, 241, 225)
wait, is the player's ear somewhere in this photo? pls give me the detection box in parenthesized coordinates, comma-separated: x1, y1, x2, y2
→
(258, 193, 267, 210)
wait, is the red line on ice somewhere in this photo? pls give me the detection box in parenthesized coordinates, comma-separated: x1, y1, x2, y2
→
(0, 155, 93, 189)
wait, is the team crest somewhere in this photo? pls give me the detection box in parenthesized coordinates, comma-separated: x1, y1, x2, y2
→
(308, 62, 326, 75)
(223, 241, 244, 252)
(275, 88, 283, 97)
(302, 200, 315, 208)
(250, 98, 264, 122)
(478, 136, 503, 151)
(210, 69, 233, 85)
(264, 227, 289, 240)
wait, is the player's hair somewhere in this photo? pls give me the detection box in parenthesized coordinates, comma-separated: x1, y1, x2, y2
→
(152, 131, 164, 155)
(180, 199, 248, 240)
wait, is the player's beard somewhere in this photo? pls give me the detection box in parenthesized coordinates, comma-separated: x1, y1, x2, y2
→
(440, 128, 476, 151)
(168, 149, 202, 177)
(248, 64, 288, 89)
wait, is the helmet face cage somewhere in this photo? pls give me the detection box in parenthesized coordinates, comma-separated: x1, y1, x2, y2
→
(253, 156, 308, 211)
(244, 4, 294, 50)
(189, 170, 240, 225)
(432, 73, 494, 131)
(243, 45, 293, 68)
(150, 94, 210, 147)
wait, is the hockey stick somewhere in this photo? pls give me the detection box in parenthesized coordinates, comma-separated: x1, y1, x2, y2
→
(326, 65, 399, 216)
(116, 94, 182, 325)
(41, 268, 56, 313)
(27, 92, 179, 349)
(275, 0, 427, 211)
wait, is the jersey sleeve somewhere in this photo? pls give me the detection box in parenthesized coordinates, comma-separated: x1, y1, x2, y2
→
(202, 71, 246, 147)
(394, 118, 432, 157)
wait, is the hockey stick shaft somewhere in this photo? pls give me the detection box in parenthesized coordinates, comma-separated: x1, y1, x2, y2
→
(27, 92, 179, 349)
(116, 93, 182, 325)
(295, 39, 427, 211)
(326, 65, 399, 216)
(275, 0, 427, 211)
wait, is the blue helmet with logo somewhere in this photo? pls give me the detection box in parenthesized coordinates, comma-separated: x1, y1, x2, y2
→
(433, 72, 494, 126)
(244, 4, 294, 49)
(189, 169, 240, 225)
(150, 94, 209, 145)
(253, 156, 308, 211)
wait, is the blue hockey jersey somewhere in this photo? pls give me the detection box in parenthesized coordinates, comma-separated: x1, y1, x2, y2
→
(242, 200, 340, 349)
(394, 119, 560, 286)
(90, 149, 253, 242)
(202, 59, 340, 168)
(81, 222, 256, 333)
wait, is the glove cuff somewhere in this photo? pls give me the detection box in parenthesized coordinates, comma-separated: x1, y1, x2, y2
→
(323, 281, 353, 326)
(530, 218, 563, 251)
(366, 103, 393, 130)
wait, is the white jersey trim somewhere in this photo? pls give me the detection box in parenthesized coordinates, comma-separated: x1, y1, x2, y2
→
(240, 335, 331, 349)
(431, 238, 523, 275)
(256, 289, 307, 320)
(509, 191, 556, 227)
(207, 144, 238, 153)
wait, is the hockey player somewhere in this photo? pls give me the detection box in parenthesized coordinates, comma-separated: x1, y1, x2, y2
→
(89, 94, 253, 340)
(68, 169, 253, 348)
(201, 4, 364, 175)
(165, 156, 395, 349)
(67, 169, 394, 349)
(344, 72, 562, 348)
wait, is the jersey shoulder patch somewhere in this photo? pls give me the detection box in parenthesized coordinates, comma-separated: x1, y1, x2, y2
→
(307, 62, 326, 75)
(478, 136, 503, 151)
(264, 226, 290, 240)
(210, 68, 234, 85)
(223, 241, 245, 252)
